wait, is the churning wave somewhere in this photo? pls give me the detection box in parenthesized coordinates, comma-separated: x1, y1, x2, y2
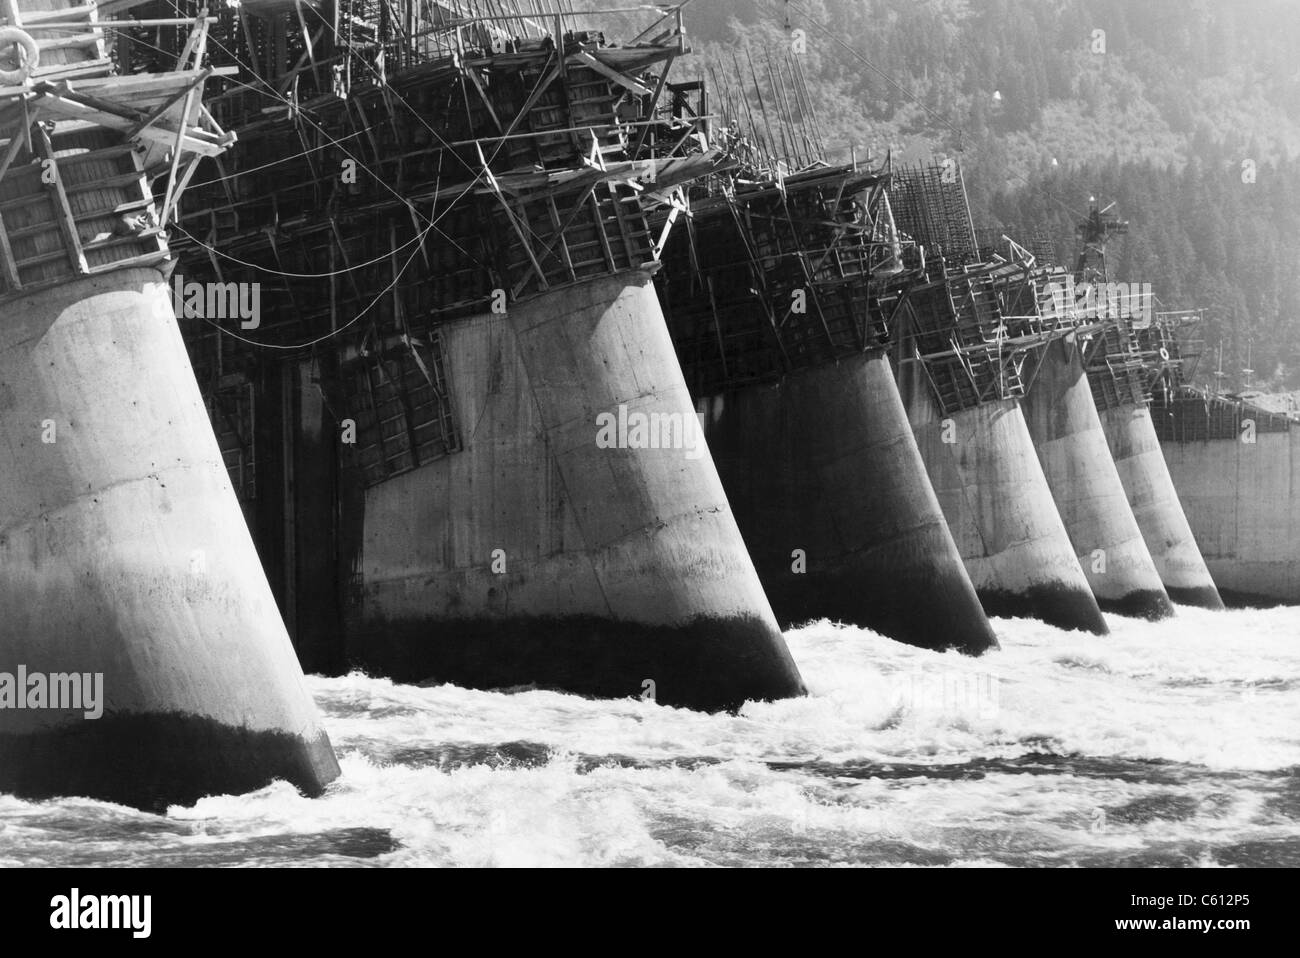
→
(2, 606, 1297, 866)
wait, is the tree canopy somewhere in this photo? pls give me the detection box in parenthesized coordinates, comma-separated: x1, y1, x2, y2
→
(686, 0, 1300, 390)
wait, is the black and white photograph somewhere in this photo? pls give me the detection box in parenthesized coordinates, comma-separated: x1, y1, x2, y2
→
(0, 0, 1294, 915)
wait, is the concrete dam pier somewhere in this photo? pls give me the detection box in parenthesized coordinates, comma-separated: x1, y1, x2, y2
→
(697, 353, 995, 653)
(0, 274, 339, 809)
(2, 0, 1268, 823)
(1088, 316, 1223, 609)
(1023, 336, 1174, 619)
(0, 4, 338, 809)
(1155, 389, 1299, 606)
(876, 183, 1106, 634)
(1099, 403, 1223, 608)
(348, 273, 805, 709)
(168, 6, 805, 710)
(654, 159, 996, 654)
(902, 380, 1106, 632)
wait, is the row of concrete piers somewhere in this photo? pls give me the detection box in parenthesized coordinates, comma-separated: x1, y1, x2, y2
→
(0, 1, 1274, 811)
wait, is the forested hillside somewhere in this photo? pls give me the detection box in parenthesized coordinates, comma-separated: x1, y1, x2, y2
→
(682, 0, 1300, 390)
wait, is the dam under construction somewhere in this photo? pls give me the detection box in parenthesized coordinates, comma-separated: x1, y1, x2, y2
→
(0, 0, 1296, 837)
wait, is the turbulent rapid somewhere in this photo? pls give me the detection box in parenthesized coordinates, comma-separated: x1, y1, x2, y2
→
(2, 607, 1297, 867)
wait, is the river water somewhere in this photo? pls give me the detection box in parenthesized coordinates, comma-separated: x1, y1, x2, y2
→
(2, 606, 1297, 867)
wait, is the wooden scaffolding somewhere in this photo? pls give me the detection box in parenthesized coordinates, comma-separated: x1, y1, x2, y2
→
(0, 0, 231, 298)
(114, 2, 719, 494)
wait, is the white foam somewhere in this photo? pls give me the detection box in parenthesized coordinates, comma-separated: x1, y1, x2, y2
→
(1, 608, 1297, 866)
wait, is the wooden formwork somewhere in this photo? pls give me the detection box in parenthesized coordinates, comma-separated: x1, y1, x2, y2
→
(123, 4, 715, 510)
(1084, 321, 1151, 411)
(656, 163, 895, 397)
(159, 4, 707, 333)
(1153, 389, 1292, 443)
(0, 0, 231, 299)
(879, 258, 1069, 417)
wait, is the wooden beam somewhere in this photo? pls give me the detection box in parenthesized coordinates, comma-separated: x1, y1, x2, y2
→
(589, 190, 615, 273)
(0, 113, 32, 185)
(30, 33, 106, 52)
(606, 182, 638, 265)
(95, 0, 175, 17)
(463, 65, 503, 133)
(632, 55, 675, 157)
(511, 182, 597, 297)
(68, 67, 237, 96)
(652, 188, 685, 259)
(0, 0, 23, 27)
(38, 84, 148, 123)
(32, 91, 225, 157)
(20, 5, 97, 25)
(571, 52, 652, 97)
(25, 17, 209, 29)
(478, 142, 548, 292)
(166, 155, 202, 224)
(35, 126, 88, 274)
(159, 83, 199, 225)
(0, 210, 22, 289)
(28, 58, 113, 84)
(127, 71, 208, 137)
